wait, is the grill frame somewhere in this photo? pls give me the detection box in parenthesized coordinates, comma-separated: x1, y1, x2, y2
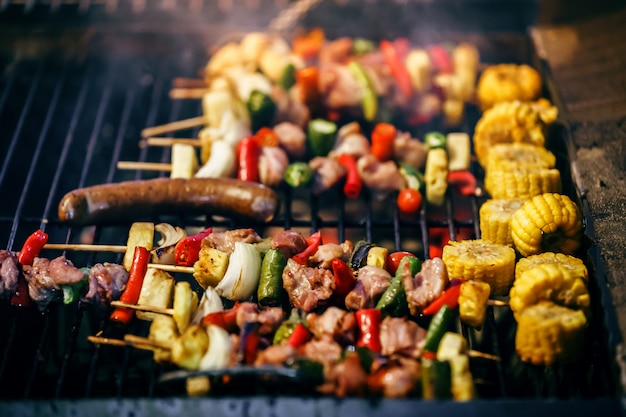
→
(0, 3, 624, 415)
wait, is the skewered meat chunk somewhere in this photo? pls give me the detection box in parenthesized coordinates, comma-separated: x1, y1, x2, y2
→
(48, 256, 85, 285)
(235, 301, 285, 335)
(403, 257, 449, 316)
(83, 262, 129, 307)
(306, 306, 357, 345)
(0, 250, 19, 296)
(393, 131, 427, 170)
(254, 344, 297, 366)
(202, 228, 262, 253)
(329, 122, 371, 159)
(271, 229, 308, 259)
(318, 63, 362, 110)
(309, 156, 347, 195)
(309, 241, 353, 269)
(379, 316, 427, 359)
(344, 265, 392, 310)
(357, 154, 405, 194)
(22, 256, 86, 309)
(282, 259, 335, 312)
(258, 146, 289, 187)
(317, 351, 368, 397)
(368, 357, 421, 398)
(273, 121, 307, 158)
(302, 336, 343, 369)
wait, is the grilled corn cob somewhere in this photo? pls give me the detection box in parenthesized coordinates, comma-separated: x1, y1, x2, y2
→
(484, 143, 556, 174)
(484, 167, 561, 200)
(479, 198, 527, 246)
(458, 280, 491, 329)
(511, 193, 583, 257)
(476, 64, 542, 111)
(509, 263, 590, 316)
(473, 100, 547, 166)
(515, 300, 587, 366)
(441, 239, 516, 295)
(515, 252, 588, 282)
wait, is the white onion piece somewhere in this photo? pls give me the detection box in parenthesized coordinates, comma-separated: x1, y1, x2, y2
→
(190, 286, 224, 326)
(199, 325, 232, 370)
(215, 242, 261, 300)
(195, 140, 237, 179)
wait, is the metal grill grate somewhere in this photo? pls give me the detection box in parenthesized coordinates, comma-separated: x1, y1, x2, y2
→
(0, 18, 622, 416)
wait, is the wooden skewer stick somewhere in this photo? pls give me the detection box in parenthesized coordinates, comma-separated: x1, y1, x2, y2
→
(487, 299, 509, 307)
(169, 88, 211, 99)
(87, 335, 171, 351)
(149, 263, 195, 274)
(111, 300, 174, 316)
(172, 77, 208, 88)
(124, 334, 172, 350)
(44, 243, 128, 253)
(140, 137, 201, 148)
(117, 161, 173, 172)
(467, 350, 501, 361)
(141, 116, 207, 138)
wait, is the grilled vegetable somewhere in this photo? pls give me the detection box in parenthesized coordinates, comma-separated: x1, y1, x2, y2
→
(247, 89, 276, 133)
(355, 308, 382, 353)
(170, 143, 199, 179)
(479, 198, 527, 246)
(110, 246, 150, 326)
(215, 242, 261, 300)
(349, 240, 373, 271)
(136, 268, 175, 321)
(422, 358, 452, 400)
(422, 281, 462, 316)
(191, 286, 224, 325)
(385, 251, 417, 275)
(380, 40, 413, 99)
(237, 136, 261, 182)
(199, 324, 232, 370)
(424, 304, 455, 354)
(258, 248, 287, 307)
(284, 162, 314, 188)
(286, 322, 312, 348)
(476, 63, 542, 111)
(458, 280, 491, 329)
(173, 281, 198, 333)
(273, 308, 306, 345)
(405, 48, 431, 93)
(348, 61, 378, 121)
(436, 332, 475, 401)
(149, 315, 178, 363)
(152, 223, 187, 265)
(195, 139, 237, 178)
(509, 263, 590, 317)
(331, 257, 356, 301)
(307, 119, 337, 157)
(366, 246, 388, 269)
(447, 170, 476, 196)
(337, 153, 362, 199)
(511, 193, 583, 257)
(446, 132, 471, 171)
(485, 166, 561, 200)
(18, 229, 49, 266)
(193, 246, 230, 289)
(123, 222, 154, 272)
(441, 239, 515, 295)
(483, 142, 556, 173)
(371, 123, 397, 162)
(175, 227, 212, 267)
(515, 252, 588, 282)
(292, 231, 322, 265)
(171, 325, 209, 370)
(397, 188, 423, 214)
(424, 148, 448, 206)
(424, 131, 447, 150)
(515, 300, 587, 365)
(376, 256, 421, 317)
(61, 268, 89, 305)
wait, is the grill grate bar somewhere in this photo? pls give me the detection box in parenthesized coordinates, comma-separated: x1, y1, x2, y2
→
(54, 303, 87, 398)
(23, 310, 51, 398)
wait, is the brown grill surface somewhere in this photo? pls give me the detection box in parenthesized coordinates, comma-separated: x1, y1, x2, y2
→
(0, 1, 624, 416)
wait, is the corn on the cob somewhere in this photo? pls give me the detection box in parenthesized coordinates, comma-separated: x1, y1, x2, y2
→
(483, 143, 556, 173)
(484, 167, 561, 200)
(458, 280, 491, 329)
(425, 148, 449, 206)
(473, 100, 547, 166)
(515, 300, 587, 366)
(476, 64, 542, 111)
(441, 239, 516, 295)
(509, 263, 590, 316)
(479, 198, 527, 246)
(510, 193, 583, 257)
(515, 252, 588, 282)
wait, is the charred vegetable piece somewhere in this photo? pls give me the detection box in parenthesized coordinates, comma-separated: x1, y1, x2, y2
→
(110, 246, 150, 326)
(202, 302, 240, 333)
(61, 267, 89, 305)
(171, 325, 209, 370)
(287, 322, 312, 348)
(175, 227, 212, 267)
(284, 162, 314, 188)
(355, 308, 382, 353)
(423, 304, 454, 354)
(331, 257, 356, 301)
(279, 62, 297, 90)
(136, 268, 175, 321)
(424, 131, 447, 150)
(370, 123, 396, 162)
(123, 222, 154, 272)
(292, 231, 322, 265)
(247, 90, 276, 133)
(422, 281, 462, 316)
(273, 309, 306, 345)
(193, 246, 230, 289)
(458, 280, 491, 329)
(18, 229, 48, 266)
(258, 248, 287, 307)
(349, 240, 373, 271)
(307, 119, 337, 157)
(376, 255, 421, 317)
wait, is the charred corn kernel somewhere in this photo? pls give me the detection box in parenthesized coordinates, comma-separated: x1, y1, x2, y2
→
(446, 132, 471, 171)
(366, 246, 388, 269)
(149, 315, 178, 363)
(193, 246, 230, 289)
(484, 143, 556, 173)
(458, 280, 491, 329)
(473, 100, 547, 166)
(136, 268, 175, 321)
(511, 193, 583, 257)
(170, 143, 199, 179)
(484, 167, 561, 200)
(123, 222, 155, 271)
(479, 198, 527, 246)
(515, 252, 588, 282)
(509, 263, 590, 317)
(442, 239, 515, 295)
(425, 148, 449, 206)
(515, 300, 587, 366)
(531, 98, 559, 125)
(476, 64, 542, 111)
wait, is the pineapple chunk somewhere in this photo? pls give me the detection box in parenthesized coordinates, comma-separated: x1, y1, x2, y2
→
(193, 246, 230, 289)
(170, 143, 198, 179)
(458, 280, 491, 329)
(136, 268, 175, 321)
(149, 315, 178, 363)
(123, 222, 155, 271)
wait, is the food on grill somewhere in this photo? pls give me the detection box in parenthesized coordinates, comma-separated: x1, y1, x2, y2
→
(515, 252, 588, 282)
(441, 239, 516, 295)
(458, 280, 491, 329)
(484, 165, 562, 199)
(424, 148, 449, 206)
(484, 142, 556, 173)
(57, 177, 280, 225)
(0, 250, 19, 297)
(476, 63, 542, 110)
(403, 257, 449, 316)
(514, 300, 587, 366)
(123, 222, 155, 271)
(510, 192, 583, 256)
(479, 198, 527, 246)
(446, 132, 471, 172)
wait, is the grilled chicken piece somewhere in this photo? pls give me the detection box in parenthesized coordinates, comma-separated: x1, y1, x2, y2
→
(48, 256, 85, 285)
(309, 241, 353, 269)
(302, 336, 343, 369)
(254, 344, 297, 366)
(282, 259, 335, 312)
(306, 306, 357, 345)
(309, 156, 347, 195)
(235, 302, 285, 335)
(317, 351, 368, 397)
(202, 228, 262, 253)
(23, 256, 86, 309)
(318, 63, 362, 110)
(344, 266, 392, 310)
(379, 316, 427, 359)
(393, 131, 427, 170)
(271, 229, 308, 259)
(83, 262, 129, 307)
(273, 121, 307, 158)
(329, 122, 371, 159)
(258, 146, 289, 187)
(357, 154, 405, 194)
(0, 250, 19, 296)
(318, 37, 353, 64)
(270, 87, 311, 130)
(368, 357, 421, 398)
(403, 257, 449, 316)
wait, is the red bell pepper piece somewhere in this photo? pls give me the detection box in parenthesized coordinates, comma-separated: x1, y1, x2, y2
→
(174, 227, 212, 266)
(371, 122, 397, 162)
(237, 136, 260, 182)
(202, 302, 241, 333)
(428, 44, 454, 74)
(239, 321, 261, 365)
(331, 257, 356, 300)
(380, 40, 413, 99)
(291, 231, 323, 265)
(295, 66, 321, 109)
(355, 308, 382, 353)
(254, 126, 280, 147)
(422, 280, 463, 315)
(18, 229, 48, 266)
(110, 246, 150, 325)
(286, 322, 312, 348)
(386, 251, 418, 275)
(336, 153, 362, 199)
(448, 170, 477, 196)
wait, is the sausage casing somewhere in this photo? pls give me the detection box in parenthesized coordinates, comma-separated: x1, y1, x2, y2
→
(58, 177, 280, 226)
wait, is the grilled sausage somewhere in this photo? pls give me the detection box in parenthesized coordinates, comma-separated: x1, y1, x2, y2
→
(58, 177, 280, 226)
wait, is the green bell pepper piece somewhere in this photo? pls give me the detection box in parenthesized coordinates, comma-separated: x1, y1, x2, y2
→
(423, 304, 455, 353)
(376, 256, 422, 317)
(258, 248, 287, 307)
(422, 358, 452, 400)
(247, 89, 276, 133)
(424, 131, 447, 150)
(284, 162, 314, 188)
(307, 118, 337, 157)
(348, 61, 378, 122)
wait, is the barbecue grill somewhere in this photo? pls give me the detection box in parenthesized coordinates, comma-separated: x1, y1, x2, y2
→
(1, 1, 625, 416)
